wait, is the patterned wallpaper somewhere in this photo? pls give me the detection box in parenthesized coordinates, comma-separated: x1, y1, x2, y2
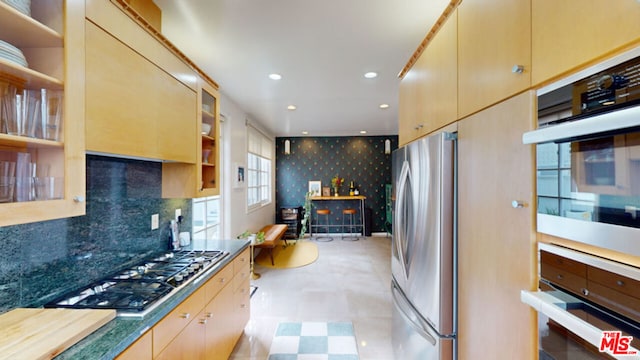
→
(275, 136, 397, 233)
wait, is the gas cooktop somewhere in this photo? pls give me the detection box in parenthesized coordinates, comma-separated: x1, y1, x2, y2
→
(45, 250, 229, 317)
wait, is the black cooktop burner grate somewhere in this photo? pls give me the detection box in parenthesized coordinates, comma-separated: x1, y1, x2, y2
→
(44, 250, 228, 315)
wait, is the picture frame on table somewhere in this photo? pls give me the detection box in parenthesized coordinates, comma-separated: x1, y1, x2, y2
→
(308, 180, 321, 197)
(322, 186, 331, 197)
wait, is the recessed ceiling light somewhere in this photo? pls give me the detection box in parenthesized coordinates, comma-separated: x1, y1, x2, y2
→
(287, 105, 297, 110)
(302, 131, 309, 135)
(379, 103, 390, 109)
(364, 72, 378, 79)
(360, 130, 367, 134)
(269, 73, 282, 80)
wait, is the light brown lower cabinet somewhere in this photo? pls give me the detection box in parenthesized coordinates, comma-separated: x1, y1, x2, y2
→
(116, 248, 250, 359)
(115, 330, 152, 360)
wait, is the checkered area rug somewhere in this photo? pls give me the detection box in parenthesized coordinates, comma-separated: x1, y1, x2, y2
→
(267, 322, 359, 360)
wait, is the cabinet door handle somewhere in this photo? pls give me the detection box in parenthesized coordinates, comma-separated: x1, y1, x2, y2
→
(206, 312, 213, 318)
(617, 280, 625, 286)
(240, 304, 247, 309)
(556, 274, 563, 280)
(199, 319, 208, 325)
(73, 196, 85, 203)
(581, 288, 590, 296)
(512, 64, 525, 74)
(512, 200, 527, 208)
(180, 313, 190, 319)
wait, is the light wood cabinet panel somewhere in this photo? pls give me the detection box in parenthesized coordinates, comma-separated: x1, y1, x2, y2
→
(85, 21, 196, 163)
(115, 330, 152, 360)
(532, 0, 640, 86)
(155, 308, 206, 360)
(204, 281, 235, 360)
(398, 11, 457, 146)
(458, 0, 531, 118)
(152, 287, 206, 357)
(85, 0, 197, 91)
(458, 91, 537, 359)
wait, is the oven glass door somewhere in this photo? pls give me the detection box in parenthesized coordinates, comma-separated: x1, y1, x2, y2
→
(537, 130, 640, 228)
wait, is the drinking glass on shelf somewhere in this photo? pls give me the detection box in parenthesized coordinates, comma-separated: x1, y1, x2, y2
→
(0, 161, 15, 203)
(42, 89, 62, 141)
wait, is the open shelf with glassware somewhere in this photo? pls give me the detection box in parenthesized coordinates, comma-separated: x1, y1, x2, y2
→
(0, 0, 86, 225)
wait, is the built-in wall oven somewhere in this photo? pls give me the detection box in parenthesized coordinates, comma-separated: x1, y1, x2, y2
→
(524, 47, 640, 258)
(522, 46, 640, 359)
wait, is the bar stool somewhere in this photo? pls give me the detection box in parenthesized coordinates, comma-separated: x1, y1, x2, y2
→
(315, 209, 333, 242)
(342, 208, 360, 241)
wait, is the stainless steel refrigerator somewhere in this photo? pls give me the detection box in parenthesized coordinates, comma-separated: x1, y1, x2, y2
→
(391, 132, 456, 359)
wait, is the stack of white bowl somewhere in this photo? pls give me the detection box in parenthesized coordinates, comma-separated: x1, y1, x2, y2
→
(2, 0, 30, 17)
(0, 40, 27, 67)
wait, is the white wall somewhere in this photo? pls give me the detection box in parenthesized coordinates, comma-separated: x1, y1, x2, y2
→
(220, 92, 276, 239)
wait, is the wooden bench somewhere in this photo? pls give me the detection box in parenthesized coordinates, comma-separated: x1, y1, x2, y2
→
(254, 224, 289, 265)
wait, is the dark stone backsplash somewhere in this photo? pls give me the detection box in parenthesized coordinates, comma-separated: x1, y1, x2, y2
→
(0, 155, 191, 313)
(275, 136, 397, 233)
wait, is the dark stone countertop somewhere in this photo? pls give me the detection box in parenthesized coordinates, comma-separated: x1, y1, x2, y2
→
(54, 239, 250, 360)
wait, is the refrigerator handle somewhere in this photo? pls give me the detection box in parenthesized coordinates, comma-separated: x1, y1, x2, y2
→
(391, 281, 437, 346)
(394, 159, 411, 280)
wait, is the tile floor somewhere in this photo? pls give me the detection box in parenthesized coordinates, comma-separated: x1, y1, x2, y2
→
(229, 236, 394, 360)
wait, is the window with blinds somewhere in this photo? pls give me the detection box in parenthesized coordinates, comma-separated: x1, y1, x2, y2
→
(247, 125, 272, 209)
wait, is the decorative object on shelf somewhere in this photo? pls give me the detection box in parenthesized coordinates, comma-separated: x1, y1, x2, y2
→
(284, 139, 291, 154)
(349, 181, 355, 196)
(331, 175, 344, 197)
(385, 139, 391, 154)
(202, 149, 211, 163)
(201, 123, 211, 135)
(308, 180, 321, 197)
(322, 186, 330, 197)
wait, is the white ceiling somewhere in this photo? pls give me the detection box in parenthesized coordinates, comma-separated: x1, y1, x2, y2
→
(154, 0, 449, 137)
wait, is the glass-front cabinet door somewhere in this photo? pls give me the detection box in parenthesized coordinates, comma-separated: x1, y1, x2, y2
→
(199, 82, 219, 196)
(0, 0, 85, 226)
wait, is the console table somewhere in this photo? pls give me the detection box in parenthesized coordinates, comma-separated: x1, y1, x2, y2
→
(310, 196, 366, 237)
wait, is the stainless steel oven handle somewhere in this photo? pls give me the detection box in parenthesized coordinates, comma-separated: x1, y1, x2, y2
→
(391, 281, 437, 346)
(522, 104, 640, 144)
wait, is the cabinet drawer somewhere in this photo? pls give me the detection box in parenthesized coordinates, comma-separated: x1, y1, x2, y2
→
(152, 286, 206, 357)
(233, 248, 250, 275)
(540, 263, 587, 295)
(540, 251, 587, 277)
(588, 266, 640, 299)
(204, 263, 233, 300)
(233, 269, 249, 293)
(587, 281, 640, 324)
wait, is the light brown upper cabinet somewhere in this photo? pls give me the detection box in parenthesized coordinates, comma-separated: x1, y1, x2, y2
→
(0, 0, 86, 226)
(398, 11, 458, 146)
(85, 21, 196, 163)
(163, 80, 220, 198)
(457, 0, 531, 118)
(85, 0, 197, 163)
(532, 0, 640, 86)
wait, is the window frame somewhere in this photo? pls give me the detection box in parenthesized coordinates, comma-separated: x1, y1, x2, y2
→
(246, 125, 272, 211)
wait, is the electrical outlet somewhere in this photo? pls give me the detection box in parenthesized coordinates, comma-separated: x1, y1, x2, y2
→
(151, 214, 159, 230)
(175, 208, 181, 221)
